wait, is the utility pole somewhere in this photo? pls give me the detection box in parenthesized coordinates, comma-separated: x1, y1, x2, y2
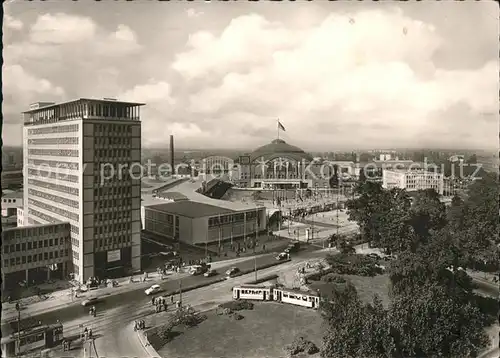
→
(16, 302, 21, 355)
(218, 214, 222, 252)
(254, 254, 257, 282)
(179, 277, 183, 307)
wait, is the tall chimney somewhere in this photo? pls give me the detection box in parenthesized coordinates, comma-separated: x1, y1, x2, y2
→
(170, 135, 175, 176)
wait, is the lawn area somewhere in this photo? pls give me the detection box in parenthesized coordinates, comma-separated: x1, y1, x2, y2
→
(157, 302, 323, 358)
(309, 274, 391, 307)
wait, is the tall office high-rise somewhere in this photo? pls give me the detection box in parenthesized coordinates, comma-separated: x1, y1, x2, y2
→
(23, 99, 143, 283)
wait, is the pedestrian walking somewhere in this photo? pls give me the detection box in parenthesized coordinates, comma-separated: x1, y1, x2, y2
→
(151, 296, 155, 306)
(163, 302, 168, 311)
(171, 295, 174, 304)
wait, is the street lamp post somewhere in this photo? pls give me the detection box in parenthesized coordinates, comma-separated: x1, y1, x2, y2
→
(15, 302, 21, 355)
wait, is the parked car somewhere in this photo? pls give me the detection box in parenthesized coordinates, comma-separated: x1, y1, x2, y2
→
(145, 284, 161, 295)
(225, 267, 241, 278)
(203, 269, 217, 277)
(367, 253, 381, 260)
(81, 297, 102, 307)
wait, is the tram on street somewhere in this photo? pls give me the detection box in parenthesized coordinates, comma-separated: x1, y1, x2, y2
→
(273, 287, 320, 309)
(232, 285, 321, 309)
(1, 322, 63, 357)
(232, 285, 273, 301)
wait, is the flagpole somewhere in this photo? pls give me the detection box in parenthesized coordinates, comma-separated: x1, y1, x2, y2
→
(277, 118, 279, 140)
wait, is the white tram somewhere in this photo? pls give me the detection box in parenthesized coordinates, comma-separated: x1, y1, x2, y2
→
(232, 285, 320, 309)
(273, 287, 320, 309)
(232, 285, 273, 301)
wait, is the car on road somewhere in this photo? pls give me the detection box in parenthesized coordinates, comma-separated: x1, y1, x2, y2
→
(203, 269, 217, 277)
(276, 252, 288, 261)
(190, 265, 204, 276)
(145, 284, 161, 295)
(81, 297, 102, 307)
(284, 242, 300, 254)
(225, 267, 241, 278)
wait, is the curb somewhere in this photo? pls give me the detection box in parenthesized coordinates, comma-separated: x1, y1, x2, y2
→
(246, 274, 279, 285)
(136, 325, 161, 358)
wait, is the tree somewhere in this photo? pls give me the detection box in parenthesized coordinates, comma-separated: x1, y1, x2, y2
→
(321, 283, 365, 358)
(358, 168, 367, 183)
(358, 296, 396, 358)
(389, 282, 489, 357)
(321, 284, 395, 358)
(329, 164, 339, 188)
(408, 189, 447, 243)
(347, 183, 413, 253)
(466, 153, 478, 164)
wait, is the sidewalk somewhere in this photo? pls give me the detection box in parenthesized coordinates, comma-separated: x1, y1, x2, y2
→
(1, 254, 270, 322)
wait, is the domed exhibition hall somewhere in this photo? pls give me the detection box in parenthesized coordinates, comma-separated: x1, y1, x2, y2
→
(232, 138, 334, 190)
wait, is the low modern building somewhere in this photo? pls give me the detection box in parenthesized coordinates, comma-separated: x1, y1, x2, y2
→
(382, 169, 444, 195)
(1, 191, 23, 217)
(143, 200, 267, 245)
(1, 222, 71, 290)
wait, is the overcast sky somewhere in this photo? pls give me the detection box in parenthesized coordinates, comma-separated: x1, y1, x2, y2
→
(3, 1, 498, 151)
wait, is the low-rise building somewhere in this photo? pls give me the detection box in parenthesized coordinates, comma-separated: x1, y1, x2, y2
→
(382, 169, 444, 195)
(1, 222, 72, 291)
(144, 200, 267, 245)
(1, 191, 23, 217)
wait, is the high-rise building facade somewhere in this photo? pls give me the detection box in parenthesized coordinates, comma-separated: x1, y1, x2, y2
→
(23, 98, 143, 283)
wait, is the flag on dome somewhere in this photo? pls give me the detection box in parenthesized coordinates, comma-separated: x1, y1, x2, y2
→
(278, 120, 286, 132)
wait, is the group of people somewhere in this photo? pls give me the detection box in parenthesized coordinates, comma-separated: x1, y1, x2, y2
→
(83, 327, 93, 340)
(152, 295, 173, 313)
(88, 306, 97, 317)
(134, 319, 145, 331)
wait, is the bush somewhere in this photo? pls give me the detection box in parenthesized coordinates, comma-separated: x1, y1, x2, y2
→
(284, 336, 319, 356)
(231, 313, 244, 320)
(324, 254, 383, 277)
(321, 273, 347, 283)
(218, 300, 254, 311)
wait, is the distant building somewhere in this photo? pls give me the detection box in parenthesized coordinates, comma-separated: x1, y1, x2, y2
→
(1, 191, 23, 217)
(1, 222, 71, 291)
(449, 155, 465, 163)
(231, 138, 334, 190)
(143, 200, 266, 245)
(1, 169, 23, 188)
(382, 169, 444, 195)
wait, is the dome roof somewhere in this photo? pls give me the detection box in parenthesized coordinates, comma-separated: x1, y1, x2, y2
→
(250, 139, 313, 162)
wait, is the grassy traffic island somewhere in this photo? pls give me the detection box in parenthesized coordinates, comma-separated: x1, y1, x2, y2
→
(148, 301, 322, 358)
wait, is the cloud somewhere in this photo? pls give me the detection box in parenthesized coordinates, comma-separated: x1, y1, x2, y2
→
(172, 14, 301, 79)
(30, 13, 97, 44)
(171, 8, 498, 149)
(2, 64, 65, 121)
(186, 8, 204, 18)
(6, 14, 140, 66)
(120, 81, 175, 104)
(4, 14, 24, 31)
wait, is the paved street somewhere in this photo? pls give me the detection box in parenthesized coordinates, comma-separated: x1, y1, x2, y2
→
(15, 249, 328, 357)
(0, 253, 274, 323)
